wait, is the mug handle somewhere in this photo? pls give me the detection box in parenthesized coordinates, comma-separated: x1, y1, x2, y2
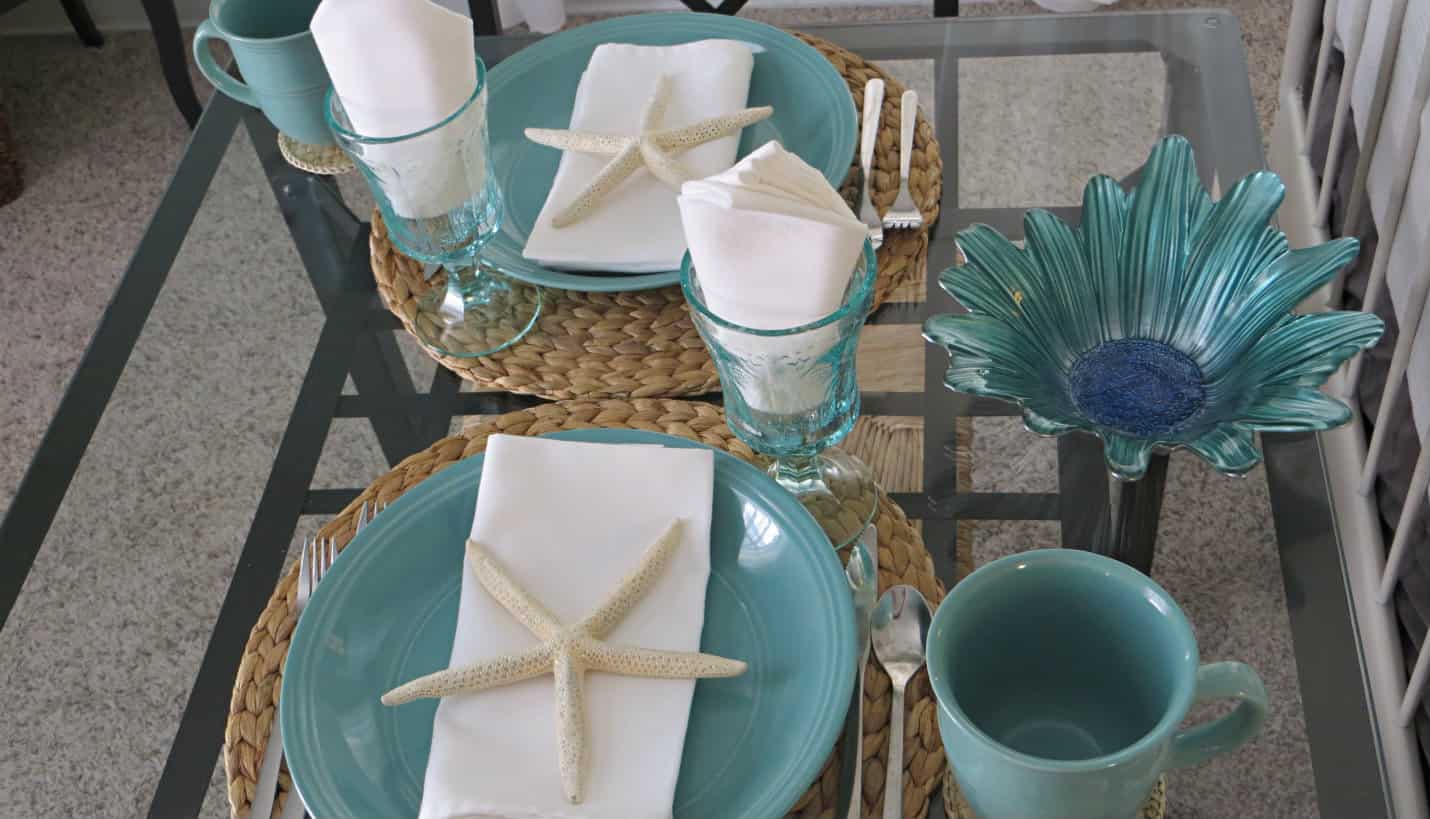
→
(1166, 661, 1269, 769)
(192, 20, 259, 107)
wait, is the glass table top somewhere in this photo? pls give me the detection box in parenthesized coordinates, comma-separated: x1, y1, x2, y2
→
(0, 11, 1388, 819)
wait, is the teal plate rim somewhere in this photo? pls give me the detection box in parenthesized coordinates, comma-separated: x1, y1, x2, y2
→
(482, 13, 857, 292)
(280, 428, 856, 818)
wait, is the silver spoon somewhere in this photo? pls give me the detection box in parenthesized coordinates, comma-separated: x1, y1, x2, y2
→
(871, 585, 932, 819)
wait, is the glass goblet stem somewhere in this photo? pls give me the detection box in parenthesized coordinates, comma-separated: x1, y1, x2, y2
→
(773, 454, 823, 491)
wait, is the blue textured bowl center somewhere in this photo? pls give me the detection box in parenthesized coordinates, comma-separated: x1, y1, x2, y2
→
(1068, 339, 1206, 438)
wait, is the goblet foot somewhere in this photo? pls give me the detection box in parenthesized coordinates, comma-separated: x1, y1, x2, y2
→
(412, 264, 542, 358)
(769, 449, 878, 550)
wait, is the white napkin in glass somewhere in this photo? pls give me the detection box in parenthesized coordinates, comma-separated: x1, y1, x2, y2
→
(311, 0, 481, 219)
(521, 40, 756, 273)
(677, 141, 867, 330)
(677, 142, 867, 414)
(418, 434, 715, 819)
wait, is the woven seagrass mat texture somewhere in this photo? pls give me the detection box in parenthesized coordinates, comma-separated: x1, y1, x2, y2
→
(223, 400, 970, 819)
(277, 133, 354, 176)
(942, 768, 1167, 819)
(370, 30, 941, 400)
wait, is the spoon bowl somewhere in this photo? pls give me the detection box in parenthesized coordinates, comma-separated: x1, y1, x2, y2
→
(872, 585, 932, 684)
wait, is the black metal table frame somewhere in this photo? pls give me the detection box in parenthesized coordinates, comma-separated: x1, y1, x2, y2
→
(0, 13, 1392, 819)
(461, 0, 958, 35)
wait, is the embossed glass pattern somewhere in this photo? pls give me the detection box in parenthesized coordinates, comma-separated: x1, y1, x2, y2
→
(683, 241, 879, 548)
(326, 56, 541, 358)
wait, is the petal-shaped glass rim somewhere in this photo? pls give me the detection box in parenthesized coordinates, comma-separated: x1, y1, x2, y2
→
(680, 240, 878, 337)
(923, 136, 1386, 480)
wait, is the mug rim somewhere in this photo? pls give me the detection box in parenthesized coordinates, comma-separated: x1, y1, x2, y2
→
(927, 548, 1199, 773)
(206, 0, 317, 45)
(680, 239, 878, 338)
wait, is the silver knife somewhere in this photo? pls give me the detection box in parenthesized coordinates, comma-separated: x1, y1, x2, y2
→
(250, 726, 284, 819)
(836, 524, 880, 819)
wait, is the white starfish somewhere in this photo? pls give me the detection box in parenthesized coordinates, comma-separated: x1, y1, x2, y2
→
(525, 74, 773, 228)
(381, 520, 746, 805)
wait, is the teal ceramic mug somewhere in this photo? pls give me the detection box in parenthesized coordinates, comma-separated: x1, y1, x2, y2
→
(192, 0, 332, 145)
(928, 549, 1268, 819)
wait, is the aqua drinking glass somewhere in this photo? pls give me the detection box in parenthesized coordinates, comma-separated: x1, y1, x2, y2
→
(327, 57, 540, 358)
(682, 240, 879, 549)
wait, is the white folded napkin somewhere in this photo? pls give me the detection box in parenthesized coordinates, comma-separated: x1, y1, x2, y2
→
(677, 141, 868, 330)
(311, 0, 481, 219)
(677, 142, 868, 415)
(419, 434, 715, 819)
(522, 40, 756, 273)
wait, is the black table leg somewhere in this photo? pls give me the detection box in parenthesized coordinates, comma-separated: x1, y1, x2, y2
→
(1100, 455, 1168, 574)
(147, 279, 369, 819)
(58, 0, 103, 47)
(243, 116, 434, 465)
(146, 112, 414, 819)
(140, 0, 203, 128)
(0, 96, 240, 637)
(934, 0, 960, 17)
(468, 0, 500, 35)
(1059, 433, 1168, 575)
(348, 328, 433, 465)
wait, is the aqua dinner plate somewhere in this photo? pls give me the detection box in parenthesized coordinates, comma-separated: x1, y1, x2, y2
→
(482, 13, 857, 292)
(281, 429, 855, 818)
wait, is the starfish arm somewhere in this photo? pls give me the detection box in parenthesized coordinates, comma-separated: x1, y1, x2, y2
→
(551, 140, 645, 229)
(523, 128, 628, 157)
(553, 649, 587, 804)
(380, 643, 554, 706)
(639, 74, 673, 132)
(578, 639, 747, 679)
(639, 140, 692, 190)
(466, 539, 564, 640)
(653, 106, 774, 151)
(578, 520, 684, 638)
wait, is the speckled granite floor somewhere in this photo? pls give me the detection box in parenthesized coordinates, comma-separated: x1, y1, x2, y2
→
(0, 4, 1310, 818)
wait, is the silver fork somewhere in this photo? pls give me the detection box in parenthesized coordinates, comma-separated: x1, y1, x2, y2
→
(882, 90, 924, 232)
(354, 498, 385, 534)
(251, 533, 335, 819)
(296, 533, 337, 613)
(857, 78, 886, 249)
(254, 502, 381, 819)
(297, 499, 385, 604)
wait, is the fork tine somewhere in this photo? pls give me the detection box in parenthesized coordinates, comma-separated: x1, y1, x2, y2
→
(356, 500, 372, 534)
(297, 536, 312, 603)
(324, 536, 337, 575)
(309, 536, 322, 589)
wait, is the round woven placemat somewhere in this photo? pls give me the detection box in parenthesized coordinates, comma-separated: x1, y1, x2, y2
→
(223, 399, 946, 819)
(370, 30, 941, 400)
(277, 133, 354, 176)
(941, 768, 1167, 819)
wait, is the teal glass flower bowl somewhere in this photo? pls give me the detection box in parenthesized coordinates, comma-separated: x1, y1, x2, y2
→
(923, 136, 1385, 481)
